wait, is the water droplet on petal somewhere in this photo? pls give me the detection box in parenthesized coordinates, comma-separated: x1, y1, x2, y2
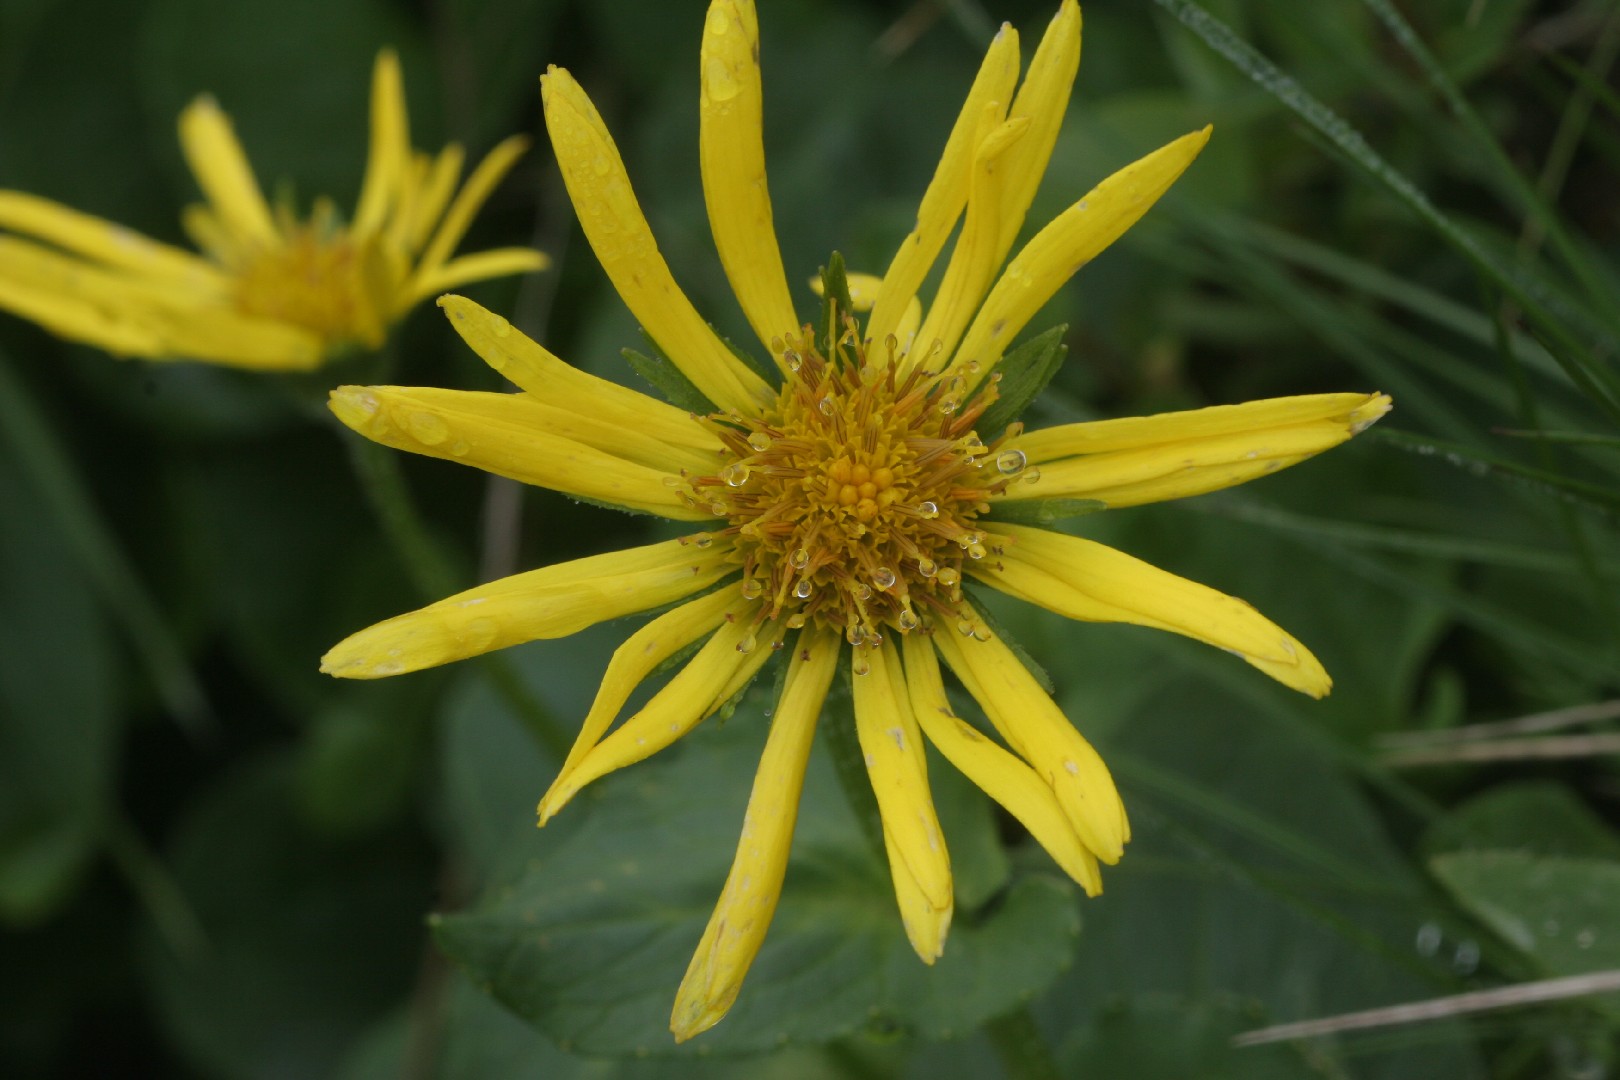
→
(852, 651, 871, 676)
(897, 609, 919, 631)
(967, 542, 987, 560)
(937, 567, 960, 587)
(736, 633, 756, 654)
(1414, 922, 1442, 957)
(407, 411, 450, 445)
(690, 532, 714, 548)
(786, 613, 806, 628)
(852, 582, 873, 602)
(1022, 467, 1041, 484)
(789, 548, 809, 569)
(794, 579, 813, 599)
(917, 501, 939, 518)
(747, 432, 772, 452)
(996, 449, 1026, 474)
(740, 578, 764, 599)
(818, 396, 835, 416)
(916, 557, 937, 578)
(873, 567, 896, 590)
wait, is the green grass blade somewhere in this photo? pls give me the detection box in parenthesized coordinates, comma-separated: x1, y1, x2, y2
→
(1356, 0, 1620, 332)
(1205, 499, 1601, 576)
(1150, 0, 1620, 423)
(1373, 428, 1620, 516)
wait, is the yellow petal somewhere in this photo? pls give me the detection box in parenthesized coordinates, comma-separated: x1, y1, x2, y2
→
(700, 0, 797, 358)
(0, 235, 322, 369)
(541, 67, 773, 415)
(353, 49, 410, 235)
(0, 191, 224, 288)
(404, 143, 466, 251)
(997, 394, 1391, 508)
(854, 638, 952, 961)
(1014, 393, 1390, 460)
(328, 384, 714, 519)
(900, 633, 1100, 894)
(539, 605, 783, 820)
(0, 271, 166, 357)
(909, 109, 1027, 370)
(671, 626, 839, 1041)
(867, 23, 1020, 345)
(321, 537, 733, 679)
(991, 0, 1081, 268)
(954, 126, 1212, 380)
(177, 97, 279, 247)
(180, 204, 236, 264)
(932, 626, 1128, 863)
(973, 524, 1331, 698)
(412, 135, 532, 288)
(438, 295, 725, 459)
(148, 303, 325, 370)
(557, 588, 739, 782)
(405, 247, 550, 306)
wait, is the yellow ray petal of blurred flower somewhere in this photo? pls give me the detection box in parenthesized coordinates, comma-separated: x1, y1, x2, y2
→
(0, 49, 547, 371)
(323, 0, 1390, 1040)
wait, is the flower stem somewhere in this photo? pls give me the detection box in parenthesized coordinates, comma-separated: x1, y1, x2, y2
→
(0, 347, 210, 732)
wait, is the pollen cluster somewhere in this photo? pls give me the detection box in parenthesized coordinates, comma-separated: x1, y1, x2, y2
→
(679, 317, 1037, 651)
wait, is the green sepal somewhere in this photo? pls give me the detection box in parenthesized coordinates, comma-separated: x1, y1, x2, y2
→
(982, 497, 1108, 527)
(817, 252, 854, 365)
(962, 582, 1056, 696)
(622, 341, 715, 415)
(975, 324, 1068, 438)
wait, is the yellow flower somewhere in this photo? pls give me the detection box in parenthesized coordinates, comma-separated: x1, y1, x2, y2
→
(0, 50, 547, 371)
(323, 0, 1390, 1041)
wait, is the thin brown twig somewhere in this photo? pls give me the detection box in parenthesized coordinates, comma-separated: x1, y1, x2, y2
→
(1377, 698, 1620, 748)
(1381, 733, 1620, 768)
(1235, 969, 1620, 1047)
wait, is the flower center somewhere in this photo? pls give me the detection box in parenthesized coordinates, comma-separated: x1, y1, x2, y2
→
(683, 319, 1035, 650)
(234, 227, 385, 346)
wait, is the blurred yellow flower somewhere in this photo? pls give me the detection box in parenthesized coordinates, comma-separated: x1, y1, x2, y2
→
(0, 50, 547, 371)
(322, 0, 1389, 1040)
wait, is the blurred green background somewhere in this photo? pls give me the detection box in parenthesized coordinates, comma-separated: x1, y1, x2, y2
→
(3, 0, 1619, 1076)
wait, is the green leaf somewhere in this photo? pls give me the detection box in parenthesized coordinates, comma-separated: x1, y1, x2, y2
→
(1059, 995, 1330, 1080)
(1431, 852, 1620, 980)
(434, 711, 1080, 1056)
(1423, 783, 1620, 863)
(140, 757, 435, 1080)
(975, 325, 1068, 438)
(623, 346, 716, 416)
(982, 497, 1107, 528)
